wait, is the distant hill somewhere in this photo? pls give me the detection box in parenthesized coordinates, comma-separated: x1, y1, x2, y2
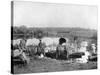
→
(28, 27, 97, 32)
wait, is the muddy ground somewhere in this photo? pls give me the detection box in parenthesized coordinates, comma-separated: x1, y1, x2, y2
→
(13, 57, 97, 74)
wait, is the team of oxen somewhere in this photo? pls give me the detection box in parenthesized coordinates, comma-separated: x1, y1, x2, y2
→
(11, 37, 97, 66)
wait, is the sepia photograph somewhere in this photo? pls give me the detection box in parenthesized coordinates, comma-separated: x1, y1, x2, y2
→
(11, 1, 97, 74)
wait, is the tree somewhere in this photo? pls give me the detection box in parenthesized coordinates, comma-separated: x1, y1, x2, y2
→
(34, 30, 44, 39)
(91, 33, 97, 45)
(18, 25, 27, 34)
(91, 33, 97, 41)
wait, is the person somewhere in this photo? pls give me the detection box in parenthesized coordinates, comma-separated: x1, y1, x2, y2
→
(37, 39, 45, 58)
(18, 38, 30, 64)
(75, 41, 90, 63)
(12, 38, 27, 57)
(19, 38, 27, 51)
(56, 37, 68, 59)
(91, 43, 96, 54)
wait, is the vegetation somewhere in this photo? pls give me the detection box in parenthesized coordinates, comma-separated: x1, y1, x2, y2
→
(12, 25, 97, 40)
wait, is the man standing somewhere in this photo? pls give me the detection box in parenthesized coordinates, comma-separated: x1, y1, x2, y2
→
(37, 40, 45, 58)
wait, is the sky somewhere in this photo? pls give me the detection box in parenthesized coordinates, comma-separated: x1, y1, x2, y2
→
(13, 1, 98, 30)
